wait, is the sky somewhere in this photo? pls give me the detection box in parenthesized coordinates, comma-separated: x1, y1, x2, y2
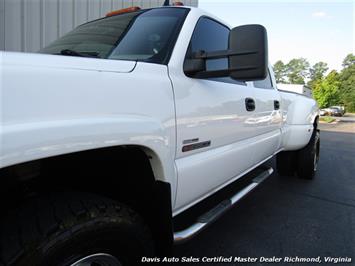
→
(198, 0, 354, 72)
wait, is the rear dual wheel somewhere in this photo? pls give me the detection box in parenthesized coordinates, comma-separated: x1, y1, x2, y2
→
(276, 129, 320, 179)
(296, 129, 320, 179)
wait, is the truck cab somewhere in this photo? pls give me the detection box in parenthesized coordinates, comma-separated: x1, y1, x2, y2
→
(0, 5, 319, 266)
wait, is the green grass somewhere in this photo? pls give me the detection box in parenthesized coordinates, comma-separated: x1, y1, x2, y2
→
(320, 116, 336, 123)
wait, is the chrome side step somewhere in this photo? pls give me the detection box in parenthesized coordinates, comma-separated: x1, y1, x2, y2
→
(173, 167, 273, 244)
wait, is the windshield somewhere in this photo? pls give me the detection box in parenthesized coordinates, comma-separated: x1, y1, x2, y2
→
(40, 8, 189, 64)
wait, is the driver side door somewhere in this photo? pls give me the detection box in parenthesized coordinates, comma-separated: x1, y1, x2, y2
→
(171, 17, 260, 213)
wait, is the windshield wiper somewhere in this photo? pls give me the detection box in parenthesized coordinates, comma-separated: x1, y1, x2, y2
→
(60, 49, 100, 58)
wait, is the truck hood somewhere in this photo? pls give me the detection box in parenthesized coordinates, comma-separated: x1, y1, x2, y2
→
(0, 51, 136, 73)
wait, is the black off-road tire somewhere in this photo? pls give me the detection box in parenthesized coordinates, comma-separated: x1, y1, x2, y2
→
(0, 192, 154, 266)
(276, 151, 297, 176)
(296, 129, 320, 179)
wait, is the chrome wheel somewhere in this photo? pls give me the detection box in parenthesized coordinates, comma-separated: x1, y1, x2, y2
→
(70, 253, 122, 266)
(313, 132, 320, 171)
(313, 150, 318, 171)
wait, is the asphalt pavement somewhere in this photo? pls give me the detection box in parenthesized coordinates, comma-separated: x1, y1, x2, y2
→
(173, 122, 355, 265)
(337, 113, 355, 123)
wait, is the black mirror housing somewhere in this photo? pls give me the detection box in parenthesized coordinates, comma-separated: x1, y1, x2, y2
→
(229, 24, 268, 81)
(184, 58, 206, 76)
(183, 24, 268, 80)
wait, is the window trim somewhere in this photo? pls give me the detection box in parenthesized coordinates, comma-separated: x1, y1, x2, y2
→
(157, 7, 191, 65)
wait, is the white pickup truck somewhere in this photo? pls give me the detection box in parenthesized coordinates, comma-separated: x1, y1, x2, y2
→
(0, 5, 320, 266)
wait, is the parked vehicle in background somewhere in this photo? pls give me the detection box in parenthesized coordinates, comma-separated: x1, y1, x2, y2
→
(330, 106, 345, 116)
(0, 5, 320, 266)
(321, 106, 345, 117)
(326, 107, 343, 117)
(320, 109, 328, 116)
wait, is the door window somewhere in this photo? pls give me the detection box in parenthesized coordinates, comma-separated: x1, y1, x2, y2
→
(186, 17, 245, 85)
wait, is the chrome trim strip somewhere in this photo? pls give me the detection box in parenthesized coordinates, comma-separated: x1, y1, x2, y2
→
(173, 223, 205, 244)
(230, 183, 258, 205)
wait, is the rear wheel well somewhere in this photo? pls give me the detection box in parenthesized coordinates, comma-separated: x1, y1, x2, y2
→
(314, 115, 319, 130)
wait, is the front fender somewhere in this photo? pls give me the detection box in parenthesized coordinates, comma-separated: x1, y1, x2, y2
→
(0, 116, 176, 187)
(0, 60, 177, 202)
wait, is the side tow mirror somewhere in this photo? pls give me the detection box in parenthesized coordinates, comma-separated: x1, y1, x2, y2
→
(229, 24, 268, 81)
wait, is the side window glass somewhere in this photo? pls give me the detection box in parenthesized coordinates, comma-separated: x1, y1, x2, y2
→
(190, 18, 229, 71)
(253, 70, 273, 89)
(188, 17, 246, 86)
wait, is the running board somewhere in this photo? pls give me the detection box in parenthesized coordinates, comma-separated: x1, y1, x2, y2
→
(173, 167, 274, 244)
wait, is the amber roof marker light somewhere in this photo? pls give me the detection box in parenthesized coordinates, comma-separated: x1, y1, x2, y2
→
(173, 2, 184, 6)
(105, 0, 184, 17)
(163, 0, 184, 6)
(106, 6, 141, 17)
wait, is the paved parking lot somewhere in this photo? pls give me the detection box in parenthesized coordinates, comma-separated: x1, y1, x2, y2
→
(174, 122, 355, 265)
(337, 113, 355, 123)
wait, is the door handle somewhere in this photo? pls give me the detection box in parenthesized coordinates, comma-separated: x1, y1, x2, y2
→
(245, 98, 255, 112)
(274, 100, 280, 110)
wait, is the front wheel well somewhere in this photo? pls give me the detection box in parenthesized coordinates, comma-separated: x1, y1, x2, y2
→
(0, 145, 173, 255)
(0, 146, 156, 204)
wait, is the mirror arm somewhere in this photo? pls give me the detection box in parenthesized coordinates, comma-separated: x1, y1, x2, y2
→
(193, 49, 258, 60)
(193, 65, 260, 79)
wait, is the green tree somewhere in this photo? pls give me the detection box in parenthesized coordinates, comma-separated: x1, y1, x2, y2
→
(342, 53, 355, 68)
(286, 58, 310, 84)
(273, 60, 287, 83)
(309, 62, 328, 82)
(308, 61, 328, 89)
(339, 54, 355, 112)
(313, 70, 340, 108)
